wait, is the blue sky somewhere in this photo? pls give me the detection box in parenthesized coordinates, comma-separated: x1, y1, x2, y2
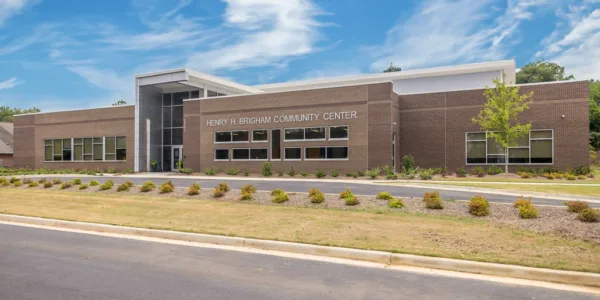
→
(0, 0, 599, 111)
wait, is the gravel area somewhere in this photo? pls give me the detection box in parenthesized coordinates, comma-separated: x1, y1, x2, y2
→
(8, 181, 600, 244)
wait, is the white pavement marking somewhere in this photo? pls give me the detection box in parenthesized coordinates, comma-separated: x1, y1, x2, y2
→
(1, 220, 599, 296)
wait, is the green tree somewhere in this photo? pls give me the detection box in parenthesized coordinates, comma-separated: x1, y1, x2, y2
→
(112, 99, 127, 106)
(0, 106, 41, 122)
(516, 60, 575, 84)
(590, 80, 600, 134)
(473, 78, 534, 173)
(383, 63, 401, 73)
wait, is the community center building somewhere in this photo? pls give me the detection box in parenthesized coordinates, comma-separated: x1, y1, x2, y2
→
(13, 60, 590, 173)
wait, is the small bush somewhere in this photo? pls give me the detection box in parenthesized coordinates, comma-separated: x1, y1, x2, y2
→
(139, 183, 154, 192)
(469, 195, 490, 216)
(43, 182, 53, 188)
(339, 188, 352, 199)
(517, 172, 530, 179)
(365, 167, 381, 179)
(471, 166, 485, 177)
(418, 168, 434, 180)
(310, 191, 325, 203)
(179, 168, 193, 175)
(356, 170, 365, 177)
(0, 177, 8, 186)
(240, 184, 257, 194)
(28, 181, 39, 187)
(204, 168, 217, 176)
(9, 177, 19, 183)
(331, 170, 339, 178)
(212, 188, 225, 197)
(300, 170, 309, 177)
(104, 179, 114, 187)
(243, 168, 249, 176)
(456, 167, 467, 177)
(278, 171, 283, 177)
(376, 191, 394, 200)
(158, 183, 174, 194)
(99, 182, 112, 191)
(386, 174, 398, 180)
(23, 178, 33, 184)
(566, 174, 576, 181)
(106, 167, 118, 173)
(423, 192, 444, 209)
(344, 193, 359, 206)
(79, 184, 89, 190)
(577, 175, 586, 180)
(315, 170, 326, 178)
(52, 178, 62, 184)
(261, 162, 273, 177)
(239, 192, 253, 200)
(272, 192, 290, 203)
(117, 183, 130, 192)
(89, 180, 99, 186)
(287, 167, 296, 177)
(577, 208, 600, 222)
(60, 181, 73, 189)
(226, 168, 239, 175)
(308, 188, 320, 197)
(217, 182, 230, 192)
(346, 172, 357, 178)
(401, 155, 416, 175)
(566, 201, 590, 213)
(519, 203, 539, 219)
(271, 188, 285, 196)
(143, 181, 156, 188)
(124, 181, 134, 188)
(37, 178, 47, 184)
(73, 178, 82, 185)
(187, 184, 200, 196)
(13, 180, 23, 187)
(486, 165, 503, 175)
(513, 197, 531, 208)
(388, 198, 405, 208)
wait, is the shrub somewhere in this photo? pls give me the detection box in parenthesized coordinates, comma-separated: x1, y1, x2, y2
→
(143, 181, 156, 188)
(339, 188, 352, 199)
(226, 168, 239, 175)
(471, 166, 485, 177)
(519, 203, 539, 219)
(212, 188, 225, 198)
(204, 168, 217, 176)
(37, 178, 47, 184)
(577, 208, 600, 222)
(261, 162, 273, 177)
(106, 167, 117, 173)
(386, 174, 398, 180)
(376, 191, 394, 200)
(346, 172, 357, 178)
(456, 167, 467, 177)
(217, 182, 230, 192)
(517, 172, 530, 179)
(566, 201, 589, 213)
(139, 183, 154, 192)
(486, 165, 503, 175)
(300, 171, 309, 177)
(331, 170, 339, 178)
(43, 182, 53, 188)
(124, 181, 134, 188)
(513, 197, 531, 208)
(98, 182, 112, 191)
(117, 183, 130, 192)
(554, 173, 564, 180)
(73, 178, 82, 185)
(401, 155, 416, 175)
(365, 167, 381, 179)
(418, 168, 434, 180)
(566, 174, 576, 180)
(356, 170, 365, 177)
(52, 178, 62, 184)
(423, 192, 443, 209)
(271, 188, 285, 196)
(13, 180, 23, 187)
(89, 180, 99, 186)
(310, 191, 325, 203)
(243, 168, 249, 176)
(23, 178, 33, 184)
(344, 192, 359, 206)
(308, 188, 320, 197)
(179, 168, 193, 175)
(272, 192, 290, 203)
(0, 177, 8, 186)
(9, 177, 19, 183)
(278, 171, 283, 177)
(28, 181, 39, 187)
(104, 180, 114, 187)
(158, 183, 174, 194)
(388, 198, 405, 208)
(573, 165, 592, 176)
(315, 170, 326, 178)
(468, 195, 490, 216)
(239, 192, 253, 200)
(288, 167, 296, 177)
(187, 184, 200, 196)
(577, 175, 586, 180)
(60, 181, 73, 189)
(191, 183, 200, 190)
(240, 184, 257, 194)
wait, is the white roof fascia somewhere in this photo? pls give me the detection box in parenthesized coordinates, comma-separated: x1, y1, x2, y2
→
(186, 69, 264, 94)
(255, 60, 516, 92)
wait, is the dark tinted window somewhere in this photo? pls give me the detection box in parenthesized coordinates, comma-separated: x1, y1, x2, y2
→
(305, 147, 326, 159)
(163, 93, 171, 106)
(250, 149, 268, 159)
(329, 126, 348, 139)
(285, 148, 301, 160)
(271, 129, 281, 159)
(253, 130, 268, 141)
(232, 149, 249, 160)
(327, 147, 348, 159)
(163, 106, 171, 128)
(215, 149, 229, 160)
(163, 129, 171, 145)
(305, 127, 325, 140)
(172, 128, 183, 145)
(172, 106, 183, 127)
(215, 132, 231, 142)
(172, 92, 188, 105)
(232, 131, 249, 142)
(284, 128, 303, 140)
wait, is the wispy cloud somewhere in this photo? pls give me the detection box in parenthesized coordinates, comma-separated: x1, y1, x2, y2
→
(0, 0, 36, 26)
(369, 0, 548, 71)
(537, 4, 600, 80)
(186, 0, 326, 71)
(0, 77, 22, 90)
(0, 23, 56, 56)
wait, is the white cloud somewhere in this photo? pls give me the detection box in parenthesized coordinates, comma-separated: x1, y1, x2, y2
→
(537, 6, 600, 80)
(0, 0, 34, 26)
(186, 0, 325, 71)
(369, 0, 548, 71)
(0, 23, 56, 56)
(65, 65, 133, 102)
(0, 77, 21, 90)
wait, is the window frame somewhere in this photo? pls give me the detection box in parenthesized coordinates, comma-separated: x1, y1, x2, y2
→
(214, 148, 230, 161)
(328, 125, 349, 141)
(284, 127, 326, 142)
(304, 146, 350, 161)
(214, 130, 250, 144)
(283, 147, 302, 161)
(271, 128, 281, 161)
(465, 129, 554, 165)
(43, 136, 126, 163)
(230, 148, 269, 161)
(251, 129, 269, 143)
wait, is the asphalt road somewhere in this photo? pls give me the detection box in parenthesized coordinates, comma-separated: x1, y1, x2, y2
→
(0, 223, 596, 300)
(22, 175, 599, 207)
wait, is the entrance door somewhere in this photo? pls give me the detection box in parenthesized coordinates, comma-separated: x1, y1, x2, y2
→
(172, 145, 183, 171)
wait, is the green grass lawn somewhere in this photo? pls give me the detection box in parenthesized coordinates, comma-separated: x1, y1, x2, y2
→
(413, 182, 600, 197)
(1, 188, 600, 273)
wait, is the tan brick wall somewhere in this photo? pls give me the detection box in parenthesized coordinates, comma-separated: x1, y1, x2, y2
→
(13, 106, 135, 171)
(398, 81, 590, 172)
(0, 154, 14, 167)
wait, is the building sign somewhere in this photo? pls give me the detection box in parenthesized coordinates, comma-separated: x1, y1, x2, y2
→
(206, 111, 358, 127)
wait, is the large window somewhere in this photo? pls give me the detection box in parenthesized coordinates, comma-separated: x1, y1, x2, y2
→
(252, 129, 268, 142)
(466, 130, 553, 164)
(214, 149, 229, 161)
(329, 126, 349, 140)
(284, 147, 302, 160)
(231, 148, 268, 161)
(215, 130, 249, 143)
(284, 127, 325, 141)
(44, 137, 126, 162)
(305, 147, 349, 160)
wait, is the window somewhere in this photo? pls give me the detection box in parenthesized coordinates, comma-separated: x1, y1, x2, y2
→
(172, 91, 188, 106)
(207, 90, 218, 97)
(466, 130, 553, 164)
(284, 127, 326, 141)
(116, 137, 127, 161)
(191, 90, 201, 99)
(83, 138, 93, 161)
(105, 137, 116, 160)
(215, 149, 229, 161)
(44, 140, 53, 161)
(329, 126, 348, 140)
(284, 147, 302, 160)
(93, 137, 103, 161)
(215, 130, 249, 143)
(172, 128, 183, 145)
(252, 129, 268, 142)
(73, 138, 82, 161)
(250, 149, 268, 160)
(172, 106, 184, 127)
(232, 149, 250, 160)
(271, 129, 281, 160)
(305, 147, 349, 160)
(44, 136, 124, 162)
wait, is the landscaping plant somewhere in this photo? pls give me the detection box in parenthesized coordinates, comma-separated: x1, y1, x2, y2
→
(78, 184, 89, 190)
(315, 169, 326, 178)
(73, 178, 82, 185)
(300, 170, 309, 177)
(240, 184, 257, 194)
(423, 191, 443, 209)
(158, 182, 174, 194)
(577, 208, 600, 223)
(261, 162, 273, 177)
(117, 183, 131, 192)
(243, 168, 249, 176)
(469, 195, 490, 216)
(456, 167, 467, 177)
(52, 178, 62, 184)
(401, 155, 416, 175)
(204, 168, 217, 176)
(9, 177, 19, 184)
(89, 180, 99, 186)
(287, 167, 296, 177)
(43, 182, 53, 188)
(331, 170, 339, 178)
(388, 198, 405, 208)
(513, 197, 531, 208)
(566, 201, 590, 213)
(187, 183, 200, 196)
(13, 180, 23, 187)
(310, 190, 325, 203)
(343, 191, 359, 206)
(226, 168, 239, 176)
(418, 168, 434, 180)
(365, 167, 381, 179)
(376, 192, 394, 201)
(271, 188, 285, 196)
(272, 192, 290, 203)
(23, 178, 32, 184)
(339, 189, 352, 199)
(217, 182, 230, 192)
(28, 181, 39, 188)
(519, 202, 539, 219)
(239, 192, 253, 200)
(470, 166, 485, 177)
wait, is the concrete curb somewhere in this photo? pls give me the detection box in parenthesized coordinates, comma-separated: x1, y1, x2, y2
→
(1, 214, 599, 288)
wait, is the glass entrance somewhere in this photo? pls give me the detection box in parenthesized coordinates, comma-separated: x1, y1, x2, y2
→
(172, 145, 183, 171)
